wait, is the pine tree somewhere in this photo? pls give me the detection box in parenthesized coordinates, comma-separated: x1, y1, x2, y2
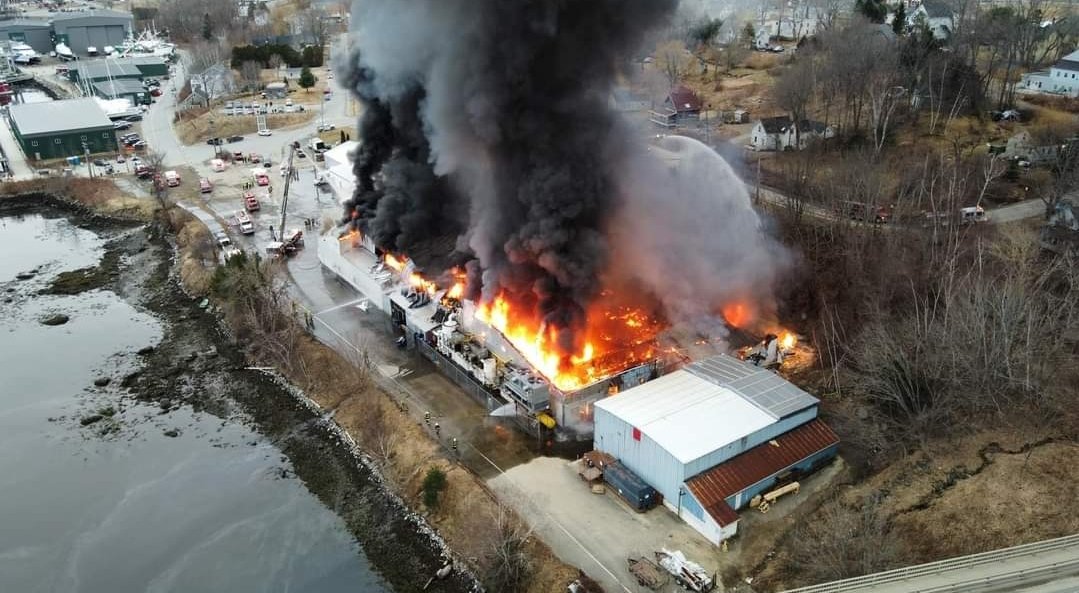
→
(298, 66, 316, 92)
(201, 13, 212, 40)
(892, 3, 907, 35)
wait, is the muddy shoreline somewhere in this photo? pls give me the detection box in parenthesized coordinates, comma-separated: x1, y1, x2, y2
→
(1, 194, 478, 593)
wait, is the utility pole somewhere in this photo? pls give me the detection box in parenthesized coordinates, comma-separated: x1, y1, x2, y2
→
(278, 142, 297, 236)
(83, 142, 92, 178)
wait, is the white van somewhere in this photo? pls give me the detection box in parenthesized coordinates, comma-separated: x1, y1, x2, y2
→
(960, 206, 988, 224)
(164, 170, 180, 187)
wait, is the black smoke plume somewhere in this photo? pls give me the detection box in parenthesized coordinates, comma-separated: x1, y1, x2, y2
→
(341, 0, 677, 358)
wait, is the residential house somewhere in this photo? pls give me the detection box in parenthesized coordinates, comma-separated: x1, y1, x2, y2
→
(189, 63, 237, 105)
(1004, 130, 1078, 166)
(1041, 201, 1078, 256)
(907, 0, 955, 40)
(649, 85, 702, 128)
(609, 88, 649, 112)
(1021, 50, 1079, 98)
(750, 116, 835, 151)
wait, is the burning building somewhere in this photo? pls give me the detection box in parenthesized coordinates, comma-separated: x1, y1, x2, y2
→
(323, 0, 792, 436)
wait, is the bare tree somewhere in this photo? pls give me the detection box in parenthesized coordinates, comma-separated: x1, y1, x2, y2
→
(483, 505, 534, 591)
(158, 0, 239, 42)
(656, 40, 691, 86)
(775, 59, 817, 148)
(787, 494, 908, 585)
(240, 60, 262, 92)
(299, 7, 328, 49)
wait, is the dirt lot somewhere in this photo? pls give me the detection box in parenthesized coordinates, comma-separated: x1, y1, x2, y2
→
(489, 454, 845, 593)
(175, 109, 316, 145)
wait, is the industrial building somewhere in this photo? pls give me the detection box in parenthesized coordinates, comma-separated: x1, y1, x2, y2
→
(69, 59, 143, 84)
(593, 355, 839, 544)
(93, 79, 149, 105)
(51, 10, 133, 57)
(9, 98, 117, 161)
(319, 233, 662, 436)
(125, 55, 169, 78)
(0, 19, 52, 54)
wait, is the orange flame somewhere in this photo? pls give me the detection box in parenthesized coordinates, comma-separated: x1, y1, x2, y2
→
(722, 301, 753, 329)
(475, 291, 663, 391)
(409, 272, 437, 295)
(780, 332, 797, 350)
(446, 282, 464, 300)
(384, 252, 407, 272)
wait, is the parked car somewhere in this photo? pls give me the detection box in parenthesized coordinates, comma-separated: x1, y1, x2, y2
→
(124, 114, 143, 122)
(92, 158, 108, 167)
(317, 123, 335, 132)
(199, 178, 213, 193)
(227, 135, 244, 143)
(258, 129, 272, 136)
(214, 231, 231, 248)
(164, 170, 181, 187)
(295, 149, 307, 159)
(207, 137, 224, 145)
(150, 88, 162, 97)
(130, 140, 146, 149)
(113, 121, 131, 130)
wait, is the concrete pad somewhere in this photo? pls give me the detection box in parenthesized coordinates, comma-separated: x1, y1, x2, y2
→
(489, 456, 720, 593)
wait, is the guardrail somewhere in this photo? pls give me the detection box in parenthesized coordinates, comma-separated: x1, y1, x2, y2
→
(781, 534, 1079, 593)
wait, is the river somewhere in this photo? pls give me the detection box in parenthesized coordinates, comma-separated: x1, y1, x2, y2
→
(0, 210, 392, 593)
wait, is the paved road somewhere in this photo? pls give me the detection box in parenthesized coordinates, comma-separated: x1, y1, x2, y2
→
(781, 534, 1079, 593)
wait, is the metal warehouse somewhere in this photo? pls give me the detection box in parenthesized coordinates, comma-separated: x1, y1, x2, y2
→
(593, 355, 839, 544)
(9, 98, 117, 161)
(93, 79, 149, 105)
(0, 19, 52, 54)
(51, 9, 132, 57)
(125, 55, 169, 78)
(69, 59, 143, 84)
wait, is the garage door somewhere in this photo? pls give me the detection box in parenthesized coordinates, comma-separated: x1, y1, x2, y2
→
(87, 27, 111, 51)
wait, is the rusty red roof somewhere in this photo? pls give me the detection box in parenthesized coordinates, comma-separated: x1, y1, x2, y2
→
(667, 85, 702, 112)
(685, 419, 839, 526)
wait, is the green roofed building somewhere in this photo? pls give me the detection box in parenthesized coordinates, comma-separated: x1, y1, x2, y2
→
(69, 59, 142, 84)
(9, 98, 117, 161)
(126, 55, 169, 78)
(93, 79, 150, 105)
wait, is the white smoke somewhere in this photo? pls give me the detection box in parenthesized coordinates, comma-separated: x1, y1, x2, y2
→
(608, 135, 790, 335)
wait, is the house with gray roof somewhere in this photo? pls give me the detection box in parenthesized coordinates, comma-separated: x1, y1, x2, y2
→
(1021, 50, 1079, 98)
(8, 98, 117, 161)
(907, 0, 955, 40)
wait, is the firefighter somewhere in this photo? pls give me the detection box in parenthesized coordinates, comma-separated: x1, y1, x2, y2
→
(424, 411, 431, 425)
(433, 422, 440, 437)
(451, 438, 458, 452)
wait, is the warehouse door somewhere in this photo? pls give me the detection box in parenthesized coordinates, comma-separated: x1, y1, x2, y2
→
(87, 27, 111, 50)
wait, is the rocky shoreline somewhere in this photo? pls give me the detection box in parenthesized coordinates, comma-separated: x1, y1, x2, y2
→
(1, 193, 480, 593)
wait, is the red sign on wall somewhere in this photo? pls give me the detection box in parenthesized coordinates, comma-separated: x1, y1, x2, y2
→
(632, 427, 641, 441)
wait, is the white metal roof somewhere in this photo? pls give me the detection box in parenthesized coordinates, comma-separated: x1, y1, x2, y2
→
(9, 98, 113, 136)
(324, 141, 358, 170)
(594, 369, 776, 464)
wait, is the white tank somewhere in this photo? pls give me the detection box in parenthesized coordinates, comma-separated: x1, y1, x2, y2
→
(482, 358, 497, 386)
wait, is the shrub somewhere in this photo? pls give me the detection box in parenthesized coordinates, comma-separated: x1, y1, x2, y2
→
(422, 467, 447, 509)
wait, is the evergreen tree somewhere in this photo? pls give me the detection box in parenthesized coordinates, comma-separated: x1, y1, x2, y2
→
(892, 3, 907, 35)
(298, 66, 316, 92)
(201, 13, 212, 40)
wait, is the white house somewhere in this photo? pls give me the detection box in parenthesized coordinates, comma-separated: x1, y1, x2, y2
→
(750, 116, 835, 151)
(1021, 50, 1079, 98)
(189, 63, 237, 104)
(907, 0, 955, 40)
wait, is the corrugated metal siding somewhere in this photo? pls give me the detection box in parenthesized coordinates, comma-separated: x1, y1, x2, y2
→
(685, 419, 839, 514)
(594, 406, 684, 504)
(726, 444, 838, 510)
(682, 406, 817, 479)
